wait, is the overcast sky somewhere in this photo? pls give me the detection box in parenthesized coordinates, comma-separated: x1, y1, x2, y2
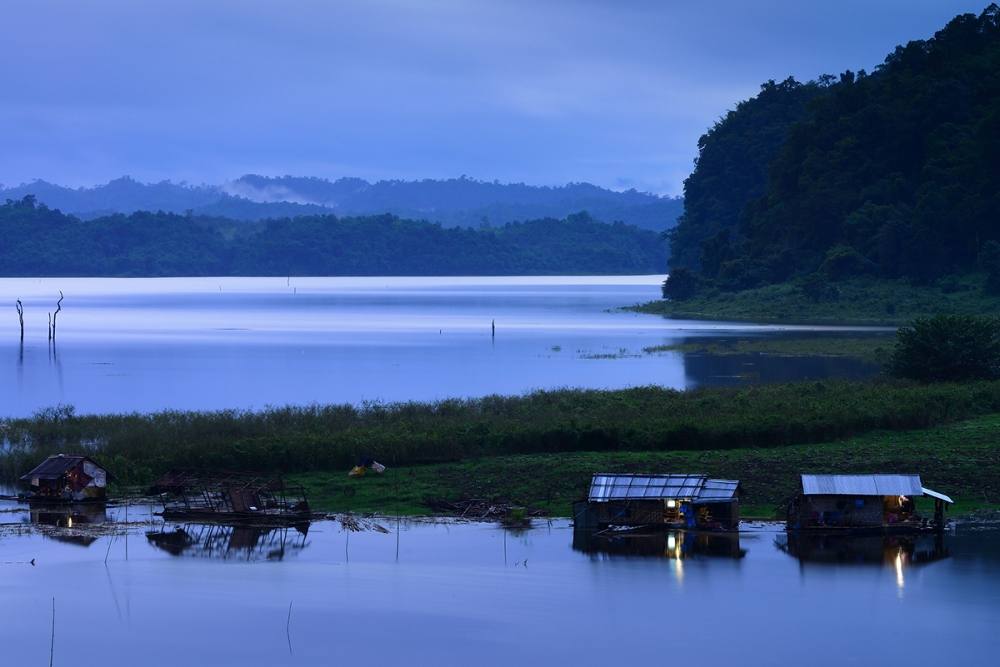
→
(0, 0, 987, 195)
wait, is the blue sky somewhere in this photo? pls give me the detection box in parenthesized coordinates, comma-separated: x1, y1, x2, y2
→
(0, 0, 986, 195)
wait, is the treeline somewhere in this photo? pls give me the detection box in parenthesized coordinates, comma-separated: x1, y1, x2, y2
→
(2, 380, 999, 484)
(0, 175, 684, 231)
(0, 197, 665, 276)
(667, 5, 1000, 296)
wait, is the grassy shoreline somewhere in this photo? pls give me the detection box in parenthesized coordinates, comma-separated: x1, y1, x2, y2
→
(2, 379, 999, 519)
(292, 412, 1000, 518)
(642, 333, 895, 365)
(630, 275, 1000, 326)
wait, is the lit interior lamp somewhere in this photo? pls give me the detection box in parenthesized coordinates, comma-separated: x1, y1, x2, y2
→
(666, 500, 677, 508)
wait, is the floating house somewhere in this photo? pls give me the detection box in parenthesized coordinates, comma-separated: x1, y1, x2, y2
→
(786, 474, 953, 532)
(576, 473, 741, 530)
(152, 470, 311, 523)
(19, 454, 109, 502)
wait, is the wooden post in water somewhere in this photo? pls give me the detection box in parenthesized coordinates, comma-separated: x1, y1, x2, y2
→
(491, 319, 495, 340)
(51, 291, 63, 342)
(49, 597, 55, 667)
(15, 299, 24, 342)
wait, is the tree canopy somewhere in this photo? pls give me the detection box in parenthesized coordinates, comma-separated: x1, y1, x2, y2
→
(667, 5, 1000, 293)
(0, 198, 666, 277)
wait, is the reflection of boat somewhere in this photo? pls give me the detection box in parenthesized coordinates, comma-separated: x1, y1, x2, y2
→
(573, 527, 746, 560)
(777, 531, 949, 566)
(146, 522, 310, 561)
(28, 502, 108, 547)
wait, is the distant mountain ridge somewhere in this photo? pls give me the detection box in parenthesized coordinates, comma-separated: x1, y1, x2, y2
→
(0, 175, 683, 231)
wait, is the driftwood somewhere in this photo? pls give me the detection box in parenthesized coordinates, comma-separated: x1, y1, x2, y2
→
(424, 498, 545, 521)
(51, 291, 63, 342)
(336, 514, 389, 533)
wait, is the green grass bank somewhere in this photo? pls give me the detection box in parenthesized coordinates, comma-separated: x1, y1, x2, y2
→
(2, 380, 1000, 515)
(292, 411, 1000, 517)
(632, 275, 1000, 326)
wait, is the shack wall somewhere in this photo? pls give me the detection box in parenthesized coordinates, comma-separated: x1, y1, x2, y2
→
(796, 495, 883, 528)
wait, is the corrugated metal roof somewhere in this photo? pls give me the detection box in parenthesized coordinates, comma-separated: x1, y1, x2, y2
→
(800, 474, 923, 496)
(19, 454, 103, 481)
(921, 487, 954, 504)
(692, 478, 740, 504)
(589, 474, 705, 502)
(588, 474, 739, 503)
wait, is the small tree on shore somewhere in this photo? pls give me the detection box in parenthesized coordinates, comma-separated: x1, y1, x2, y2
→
(889, 315, 1000, 382)
(661, 268, 701, 301)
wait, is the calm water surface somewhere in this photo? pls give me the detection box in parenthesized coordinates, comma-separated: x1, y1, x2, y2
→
(0, 276, 885, 415)
(0, 501, 997, 666)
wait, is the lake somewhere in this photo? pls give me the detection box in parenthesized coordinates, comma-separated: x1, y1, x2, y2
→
(0, 501, 997, 666)
(0, 276, 885, 416)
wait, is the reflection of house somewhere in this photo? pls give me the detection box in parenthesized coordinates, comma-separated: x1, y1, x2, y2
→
(786, 474, 953, 532)
(778, 532, 949, 566)
(573, 527, 745, 560)
(20, 455, 109, 501)
(576, 474, 741, 530)
(29, 503, 109, 547)
(146, 522, 310, 561)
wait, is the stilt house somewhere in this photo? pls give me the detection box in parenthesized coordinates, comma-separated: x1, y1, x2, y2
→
(19, 454, 109, 502)
(577, 473, 741, 530)
(786, 474, 953, 532)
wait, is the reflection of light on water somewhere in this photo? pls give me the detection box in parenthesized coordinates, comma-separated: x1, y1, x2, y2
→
(66, 517, 73, 528)
(673, 558, 684, 584)
(667, 535, 676, 551)
(895, 549, 905, 592)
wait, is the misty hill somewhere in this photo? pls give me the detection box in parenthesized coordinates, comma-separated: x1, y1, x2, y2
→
(0, 196, 666, 277)
(0, 175, 683, 232)
(667, 5, 1000, 293)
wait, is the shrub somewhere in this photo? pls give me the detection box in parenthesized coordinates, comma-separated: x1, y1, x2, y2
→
(889, 315, 1000, 382)
(661, 268, 701, 300)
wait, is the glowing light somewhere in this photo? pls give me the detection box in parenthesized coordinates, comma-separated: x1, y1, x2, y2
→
(66, 517, 73, 528)
(666, 500, 677, 509)
(895, 549, 905, 589)
(667, 535, 676, 550)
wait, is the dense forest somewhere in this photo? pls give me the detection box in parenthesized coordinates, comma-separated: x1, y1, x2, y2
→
(0, 175, 683, 232)
(666, 5, 1000, 296)
(0, 196, 666, 276)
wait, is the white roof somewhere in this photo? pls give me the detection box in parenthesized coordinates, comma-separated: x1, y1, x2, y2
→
(921, 487, 954, 504)
(801, 474, 924, 496)
(588, 474, 739, 503)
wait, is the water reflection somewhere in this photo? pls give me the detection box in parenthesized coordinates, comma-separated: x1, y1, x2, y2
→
(28, 502, 108, 547)
(777, 532, 949, 568)
(145, 522, 310, 561)
(573, 527, 746, 560)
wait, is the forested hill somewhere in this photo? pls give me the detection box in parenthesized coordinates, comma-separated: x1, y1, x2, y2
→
(667, 5, 1000, 293)
(0, 175, 683, 232)
(0, 197, 666, 277)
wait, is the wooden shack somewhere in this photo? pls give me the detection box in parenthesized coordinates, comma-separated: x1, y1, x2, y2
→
(19, 454, 109, 502)
(152, 470, 311, 523)
(786, 474, 953, 533)
(576, 473, 741, 530)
